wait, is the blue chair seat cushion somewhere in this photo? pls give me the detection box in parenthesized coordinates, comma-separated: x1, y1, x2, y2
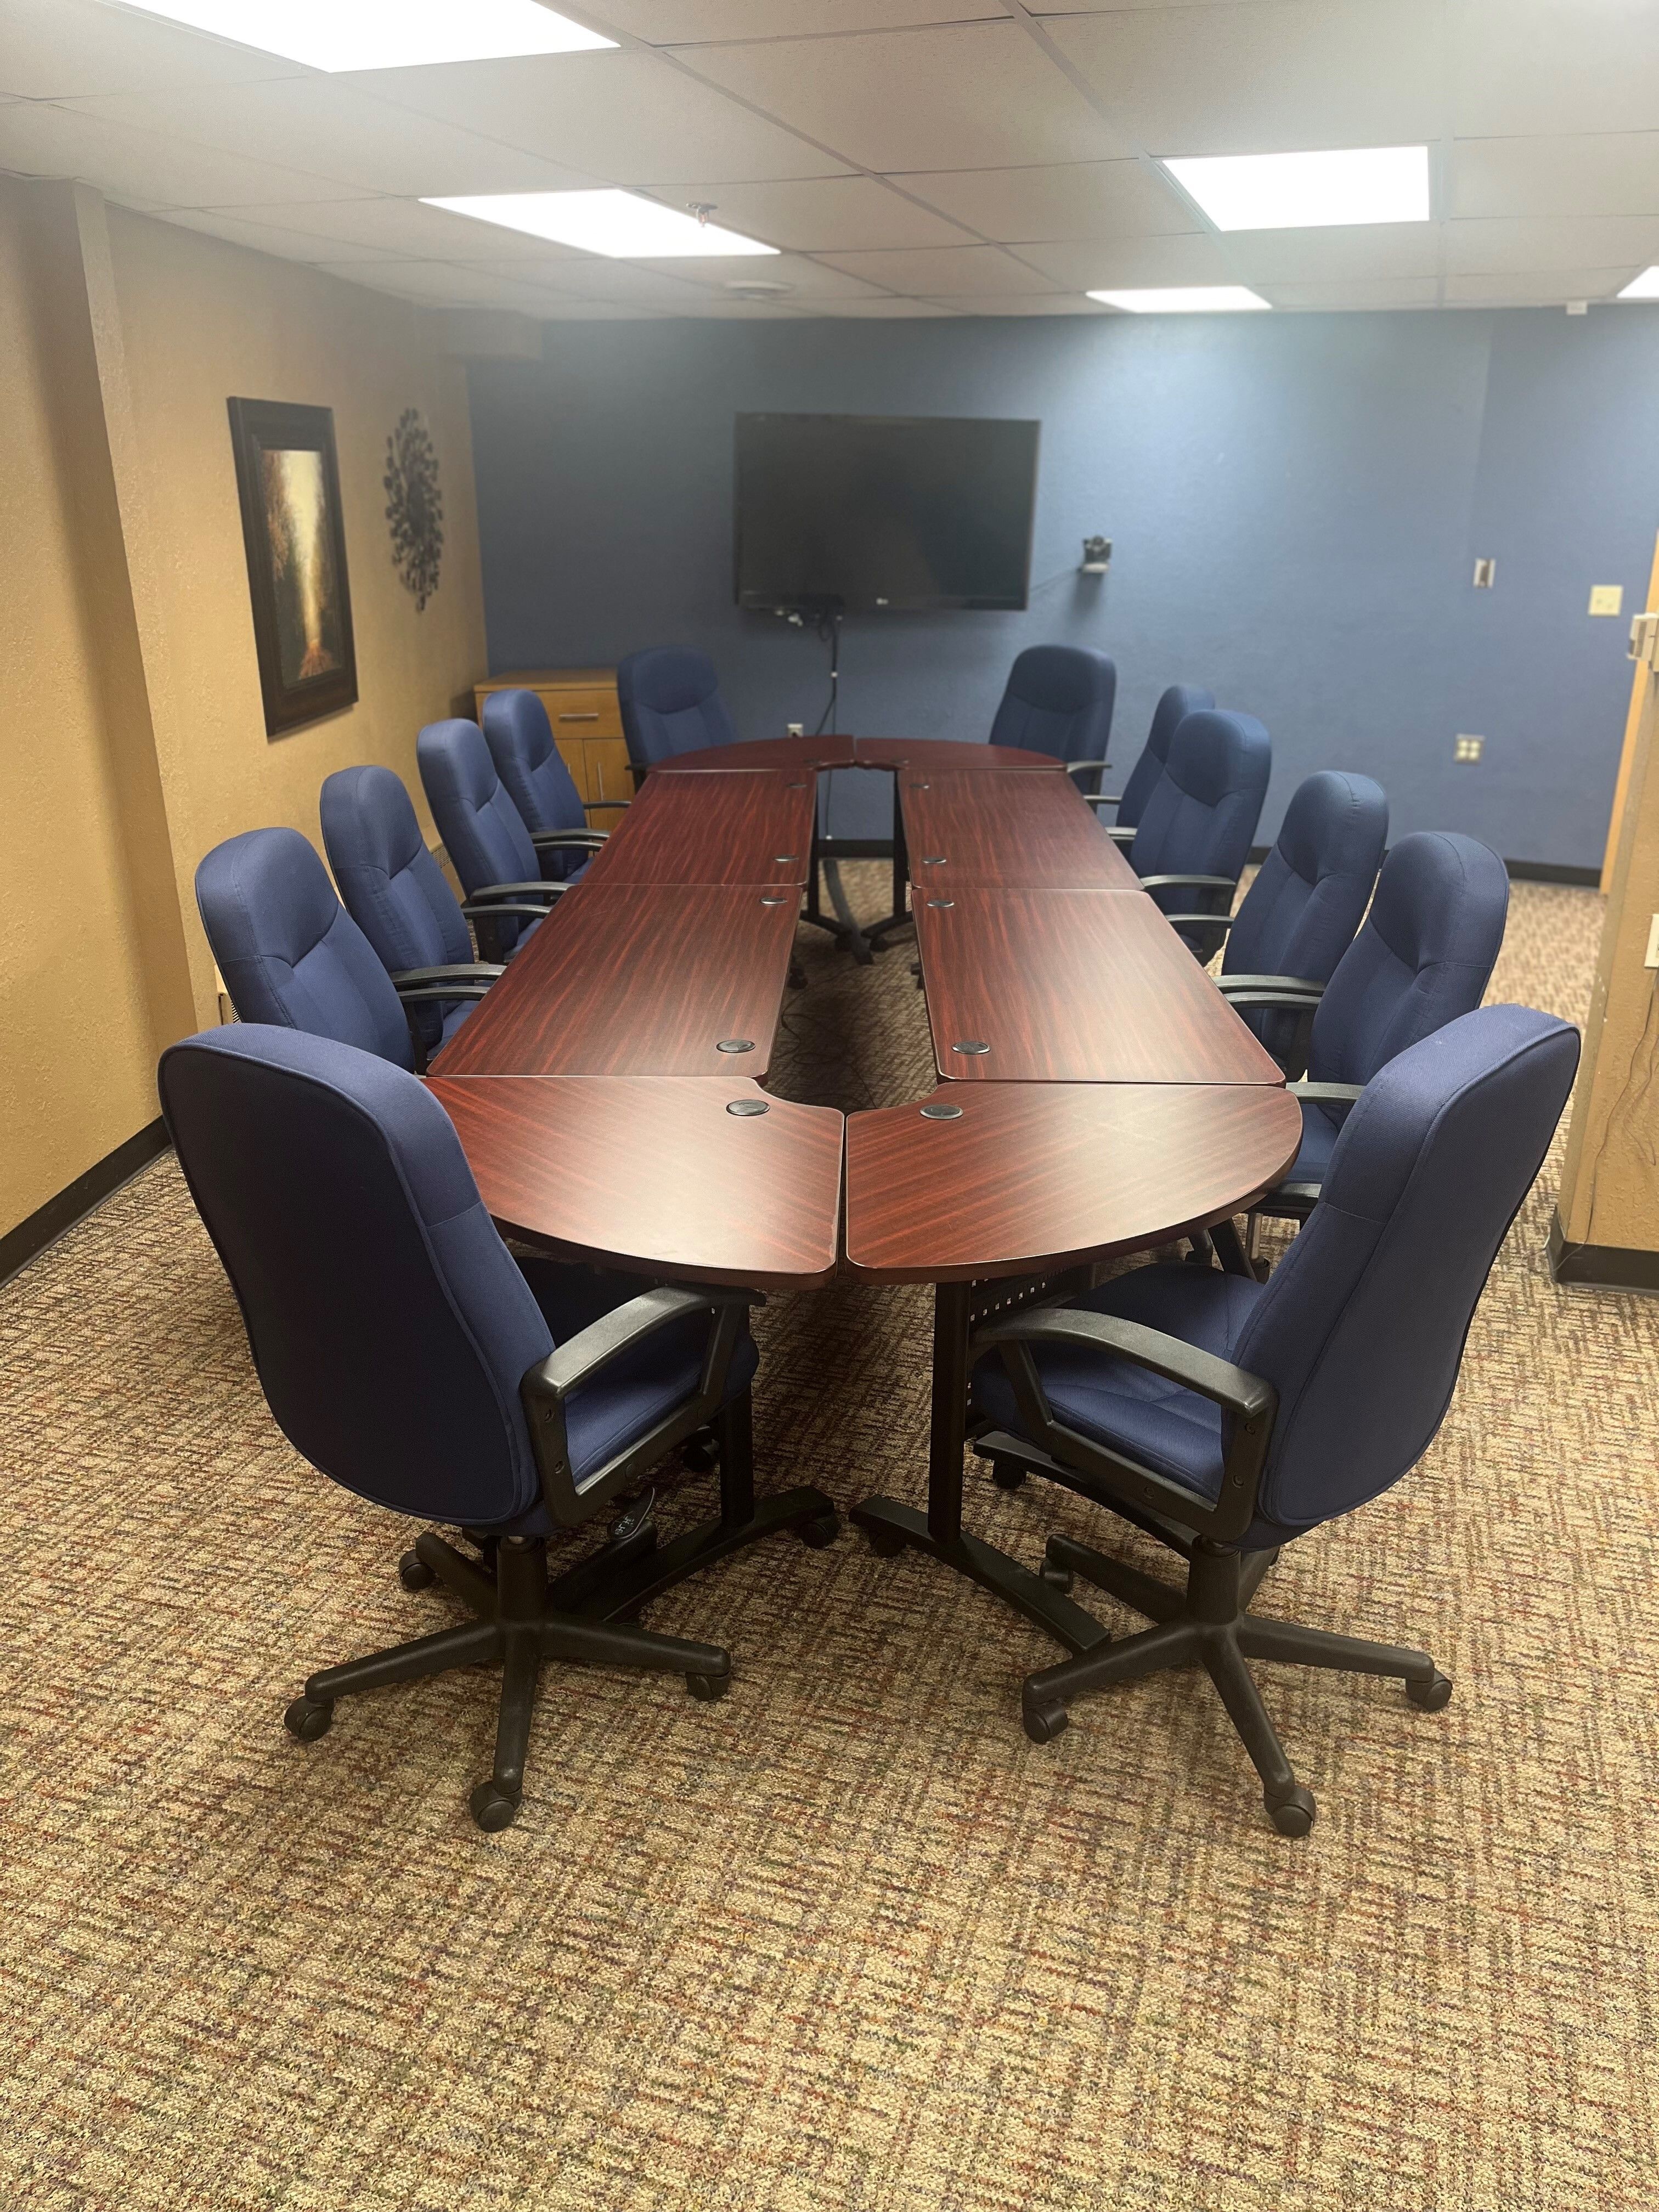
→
(973, 1263, 1267, 1508)
(1284, 1099, 1344, 1190)
(506, 1259, 758, 1533)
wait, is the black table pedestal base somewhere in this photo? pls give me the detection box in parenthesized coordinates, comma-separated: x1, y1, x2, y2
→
(849, 1497, 1115, 1656)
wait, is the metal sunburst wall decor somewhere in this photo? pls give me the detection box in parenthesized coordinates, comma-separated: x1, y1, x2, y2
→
(383, 407, 443, 612)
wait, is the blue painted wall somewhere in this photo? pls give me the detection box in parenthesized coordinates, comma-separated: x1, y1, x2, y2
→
(467, 305, 1659, 862)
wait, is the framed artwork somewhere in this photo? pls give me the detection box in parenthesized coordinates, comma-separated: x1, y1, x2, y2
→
(227, 397, 358, 736)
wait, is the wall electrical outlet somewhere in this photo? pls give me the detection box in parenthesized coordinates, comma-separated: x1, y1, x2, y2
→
(786, 722, 804, 737)
(1454, 733, 1485, 763)
(1646, 914, 1659, 970)
(1472, 557, 1496, 588)
(1589, 584, 1624, 616)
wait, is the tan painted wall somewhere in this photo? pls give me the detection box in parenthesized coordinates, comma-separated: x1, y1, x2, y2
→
(0, 182, 490, 1241)
(103, 205, 489, 1027)
(0, 179, 160, 1236)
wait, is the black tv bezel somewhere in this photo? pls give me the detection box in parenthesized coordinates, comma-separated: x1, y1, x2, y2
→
(732, 411, 1040, 616)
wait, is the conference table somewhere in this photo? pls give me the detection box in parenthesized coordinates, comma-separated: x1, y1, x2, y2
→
(427, 734, 1302, 1655)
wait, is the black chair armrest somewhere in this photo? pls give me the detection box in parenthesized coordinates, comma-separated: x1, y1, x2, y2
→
(1215, 989, 1326, 1012)
(466, 879, 563, 904)
(1083, 792, 1124, 811)
(521, 1285, 763, 1527)
(970, 1307, 1277, 1544)
(1064, 760, 1111, 781)
(1105, 823, 1137, 845)
(530, 830, 608, 852)
(393, 983, 493, 1006)
(460, 901, 559, 924)
(584, 799, 630, 814)
(1215, 974, 1324, 1000)
(1160, 912, 1236, 935)
(1289, 1080, 1364, 1118)
(391, 963, 506, 989)
(1136, 873, 1238, 895)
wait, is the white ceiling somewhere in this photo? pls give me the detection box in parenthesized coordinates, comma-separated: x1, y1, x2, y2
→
(4, 0, 1659, 320)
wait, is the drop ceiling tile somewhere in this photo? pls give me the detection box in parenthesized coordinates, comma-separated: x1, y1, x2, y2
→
(65, 78, 601, 199)
(482, 256, 714, 303)
(596, 1, 1001, 35)
(218, 196, 590, 261)
(674, 295, 811, 317)
(1444, 215, 1659, 275)
(629, 252, 885, 296)
(1444, 267, 1640, 306)
(0, 95, 369, 206)
(679, 23, 1129, 173)
(160, 205, 407, 263)
(1012, 233, 1234, 287)
(1451, 0, 1659, 138)
(1047, 0, 1446, 157)
(900, 159, 1196, 243)
(342, 51, 845, 184)
(0, 0, 307, 98)
(812, 242, 1060, 294)
(1260, 276, 1441, 309)
(1451, 133, 1659, 222)
(809, 295, 961, 315)
(926, 294, 1116, 315)
(537, 298, 669, 319)
(634, 175, 974, 250)
(337, 259, 561, 308)
(1226, 223, 1442, 283)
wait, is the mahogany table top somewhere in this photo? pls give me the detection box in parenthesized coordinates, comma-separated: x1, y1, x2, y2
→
(580, 770, 816, 889)
(901, 769, 1141, 893)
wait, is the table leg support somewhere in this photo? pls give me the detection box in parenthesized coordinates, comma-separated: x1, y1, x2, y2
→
(850, 1282, 1115, 1658)
(865, 772, 914, 953)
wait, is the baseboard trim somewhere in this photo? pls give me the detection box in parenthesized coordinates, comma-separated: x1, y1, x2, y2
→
(1548, 1209, 1659, 1293)
(0, 1118, 171, 1291)
(1504, 860, 1601, 887)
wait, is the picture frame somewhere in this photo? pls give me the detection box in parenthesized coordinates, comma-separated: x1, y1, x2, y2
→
(227, 397, 358, 736)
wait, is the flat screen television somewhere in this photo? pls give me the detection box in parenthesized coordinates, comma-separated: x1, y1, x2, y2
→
(733, 412, 1039, 614)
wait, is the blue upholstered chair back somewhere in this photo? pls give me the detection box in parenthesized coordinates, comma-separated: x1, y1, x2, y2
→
(1116, 684, 1215, 831)
(1234, 1006, 1578, 1537)
(482, 689, 588, 878)
(1310, 831, 1509, 1089)
(195, 827, 412, 1070)
(1225, 770, 1389, 1059)
(320, 765, 472, 1050)
(987, 645, 1116, 764)
(617, 647, 738, 770)
(160, 1025, 555, 1528)
(1129, 708, 1272, 935)
(417, 718, 540, 951)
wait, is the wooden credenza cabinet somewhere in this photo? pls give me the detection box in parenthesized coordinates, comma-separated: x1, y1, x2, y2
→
(472, 668, 633, 811)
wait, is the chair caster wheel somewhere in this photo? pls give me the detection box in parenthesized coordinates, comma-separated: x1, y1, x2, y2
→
(799, 1512, 840, 1550)
(686, 1672, 730, 1702)
(1022, 1696, 1070, 1745)
(1267, 1785, 1317, 1838)
(284, 1696, 333, 1743)
(1407, 1669, 1453, 1712)
(680, 1434, 720, 1476)
(1040, 1561, 1074, 1595)
(398, 1548, 437, 1593)
(990, 1460, 1025, 1492)
(865, 1525, 906, 1559)
(470, 1780, 521, 1832)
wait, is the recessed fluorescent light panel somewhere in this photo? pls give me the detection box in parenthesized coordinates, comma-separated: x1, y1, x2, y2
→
(1617, 266, 1659, 300)
(424, 191, 778, 258)
(1087, 286, 1270, 314)
(121, 1, 616, 71)
(1162, 146, 1431, 232)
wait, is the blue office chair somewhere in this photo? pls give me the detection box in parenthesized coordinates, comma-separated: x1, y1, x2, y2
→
(970, 1003, 1579, 1835)
(196, 827, 488, 1071)
(481, 688, 619, 881)
(1195, 770, 1390, 1074)
(416, 718, 564, 958)
(617, 647, 738, 778)
(1128, 708, 1272, 955)
(319, 765, 507, 1062)
(1238, 831, 1509, 1220)
(1087, 684, 1215, 843)
(988, 645, 1116, 783)
(159, 1023, 837, 1830)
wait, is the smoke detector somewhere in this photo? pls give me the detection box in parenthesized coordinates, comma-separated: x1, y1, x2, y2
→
(724, 278, 794, 301)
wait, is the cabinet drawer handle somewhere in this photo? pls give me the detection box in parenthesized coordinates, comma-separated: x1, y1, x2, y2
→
(557, 711, 600, 722)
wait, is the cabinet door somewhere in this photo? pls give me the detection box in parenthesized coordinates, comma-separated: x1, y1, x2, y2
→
(552, 732, 594, 803)
(587, 738, 634, 809)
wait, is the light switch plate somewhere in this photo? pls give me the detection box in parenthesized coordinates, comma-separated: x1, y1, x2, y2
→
(1454, 733, 1484, 763)
(1590, 584, 1624, 616)
(1472, 557, 1496, 588)
(1646, 914, 1659, 970)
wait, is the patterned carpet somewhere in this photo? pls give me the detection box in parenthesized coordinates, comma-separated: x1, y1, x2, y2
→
(1, 872, 1655, 2211)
